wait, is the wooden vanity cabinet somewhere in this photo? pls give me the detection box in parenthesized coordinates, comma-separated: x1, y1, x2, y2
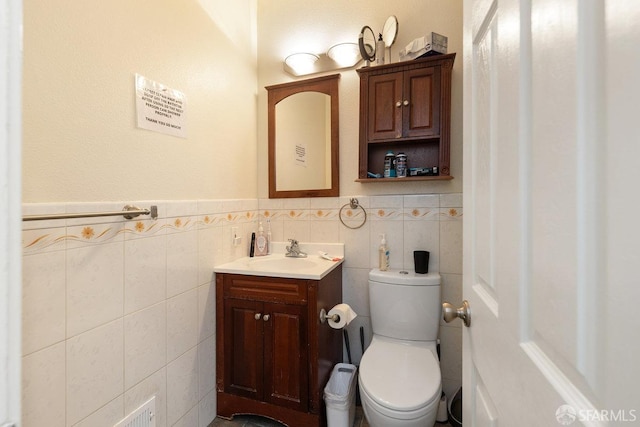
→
(357, 53, 455, 181)
(216, 266, 343, 427)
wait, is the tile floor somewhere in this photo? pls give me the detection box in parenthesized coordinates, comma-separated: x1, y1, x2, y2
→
(210, 406, 454, 427)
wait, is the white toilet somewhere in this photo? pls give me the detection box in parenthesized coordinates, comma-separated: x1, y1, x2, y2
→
(359, 269, 442, 427)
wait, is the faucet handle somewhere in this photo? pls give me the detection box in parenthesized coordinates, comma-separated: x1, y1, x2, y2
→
(288, 238, 299, 246)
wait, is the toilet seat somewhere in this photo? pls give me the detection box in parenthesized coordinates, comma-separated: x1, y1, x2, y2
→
(359, 336, 441, 417)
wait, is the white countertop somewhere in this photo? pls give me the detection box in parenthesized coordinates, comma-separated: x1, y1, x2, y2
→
(214, 242, 344, 280)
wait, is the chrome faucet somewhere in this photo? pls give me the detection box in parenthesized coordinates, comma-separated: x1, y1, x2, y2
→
(285, 239, 307, 258)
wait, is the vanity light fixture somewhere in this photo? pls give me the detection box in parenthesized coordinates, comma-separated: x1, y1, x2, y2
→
(284, 52, 320, 75)
(284, 42, 363, 77)
(326, 42, 361, 68)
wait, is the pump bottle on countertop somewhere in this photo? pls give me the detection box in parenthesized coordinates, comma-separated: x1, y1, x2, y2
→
(379, 234, 389, 271)
(254, 221, 268, 256)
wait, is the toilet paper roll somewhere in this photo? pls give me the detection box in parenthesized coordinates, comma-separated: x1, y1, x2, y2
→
(327, 303, 357, 329)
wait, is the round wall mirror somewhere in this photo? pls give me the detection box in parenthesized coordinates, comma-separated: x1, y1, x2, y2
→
(358, 25, 376, 63)
(382, 15, 399, 48)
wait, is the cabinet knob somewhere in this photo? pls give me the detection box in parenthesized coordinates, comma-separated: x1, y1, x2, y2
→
(403, 100, 409, 106)
(255, 313, 262, 320)
(263, 314, 270, 321)
(396, 101, 402, 108)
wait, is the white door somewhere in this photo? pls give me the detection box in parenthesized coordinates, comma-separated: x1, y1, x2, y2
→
(460, 0, 640, 426)
(1, 0, 22, 426)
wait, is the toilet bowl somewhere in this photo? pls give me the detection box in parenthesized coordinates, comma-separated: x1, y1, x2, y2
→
(359, 336, 442, 426)
(359, 269, 442, 427)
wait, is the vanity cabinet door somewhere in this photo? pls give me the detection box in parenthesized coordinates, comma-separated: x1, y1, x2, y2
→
(262, 302, 308, 412)
(223, 298, 264, 401)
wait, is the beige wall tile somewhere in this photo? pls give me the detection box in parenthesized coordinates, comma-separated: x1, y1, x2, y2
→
(167, 347, 199, 426)
(22, 251, 66, 355)
(22, 342, 66, 427)
(66, 242, 124, 337)
(124, 302, 167, 389)
(66, 320, 124, 425)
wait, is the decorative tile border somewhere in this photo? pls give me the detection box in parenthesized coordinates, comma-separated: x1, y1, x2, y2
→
(122, 219, 166, 240)
(368, 208, 403, 221)
(22, 194, 462, 255)
(403, 207, 440, 221)
(22, 228, 67, 254)
(22, 202, 261, 255)
(65, 223, 124, 249)
(440, 207, 464, 221)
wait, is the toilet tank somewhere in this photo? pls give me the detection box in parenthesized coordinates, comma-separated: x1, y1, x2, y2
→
(368, 269, 441, 341)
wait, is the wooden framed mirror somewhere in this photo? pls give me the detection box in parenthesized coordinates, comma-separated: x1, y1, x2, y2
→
(266, 74, 339, 198)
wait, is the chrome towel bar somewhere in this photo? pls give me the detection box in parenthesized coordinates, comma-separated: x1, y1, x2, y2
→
(22, 204, 158, 222)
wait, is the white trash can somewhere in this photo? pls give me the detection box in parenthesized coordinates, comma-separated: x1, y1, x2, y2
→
(324, 363, 357, 427)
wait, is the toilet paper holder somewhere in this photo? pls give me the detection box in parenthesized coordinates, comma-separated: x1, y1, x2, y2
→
(319, 308, 340, 324)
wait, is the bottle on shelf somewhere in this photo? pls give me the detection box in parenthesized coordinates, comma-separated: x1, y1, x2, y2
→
(384, 151, 396, 178)
(396, 153, 407, 178)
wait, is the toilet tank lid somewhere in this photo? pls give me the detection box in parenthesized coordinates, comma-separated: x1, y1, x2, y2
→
(369, 269, 440, 286)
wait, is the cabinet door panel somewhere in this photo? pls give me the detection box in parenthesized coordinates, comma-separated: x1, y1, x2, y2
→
(368, 72, 403, 140)
(263, 302, 308, 412)
(224, 298, 263, 400)
(405, 66, 441, 138)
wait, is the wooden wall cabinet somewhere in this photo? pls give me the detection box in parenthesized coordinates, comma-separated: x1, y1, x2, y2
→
(216, 266, 342, 426)
(357, 53, 456, 182)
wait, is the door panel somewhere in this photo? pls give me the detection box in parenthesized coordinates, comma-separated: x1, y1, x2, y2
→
(368, 73, 402, 140)
(224, 298, 263, 400)
(530, 0, 579, 373)
(404, 67, 440, 138)
(263, 302, 308, 411)
(473, 367, 498, 427)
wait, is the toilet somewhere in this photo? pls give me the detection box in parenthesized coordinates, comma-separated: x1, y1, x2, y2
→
(359, 269, 442, 427)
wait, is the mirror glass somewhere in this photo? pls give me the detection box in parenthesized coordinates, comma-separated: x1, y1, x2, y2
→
(358, 25, 376, 63)
(382, 15, 399, 48)
(266, 74, 340, 198)
(275, 92, 331, 191)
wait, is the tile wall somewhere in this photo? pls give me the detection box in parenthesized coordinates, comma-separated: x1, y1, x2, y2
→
(21, 193, 462, 427)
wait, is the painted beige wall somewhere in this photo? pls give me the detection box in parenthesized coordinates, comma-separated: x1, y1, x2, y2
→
(22, 0, 462, 203)
(257, 0, 463, 198)
(22, 0, 258, 203)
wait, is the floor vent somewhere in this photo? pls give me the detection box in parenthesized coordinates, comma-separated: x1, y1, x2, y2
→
(114, 396, 156, 427)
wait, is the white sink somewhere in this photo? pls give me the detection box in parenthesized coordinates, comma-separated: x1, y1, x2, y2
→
(214, 242, 344, 280)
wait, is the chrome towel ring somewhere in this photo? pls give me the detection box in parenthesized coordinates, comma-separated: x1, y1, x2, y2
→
(339, 198, 367, 229)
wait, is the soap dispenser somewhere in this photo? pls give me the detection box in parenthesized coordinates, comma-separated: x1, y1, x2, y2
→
(378, 234, 389, 271)
(254, 221, 268, 256)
